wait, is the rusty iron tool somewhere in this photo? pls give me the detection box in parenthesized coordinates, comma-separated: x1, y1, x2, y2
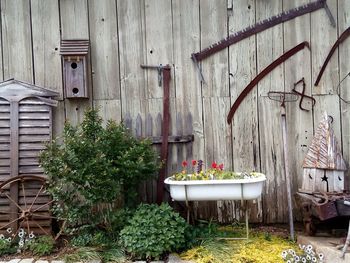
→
(140, 64, 171, 204)
(315, 26, 350, 86)
(227, 41, 310, 125)
(292, 78, 316, 111)
(192, 0, 334, 65)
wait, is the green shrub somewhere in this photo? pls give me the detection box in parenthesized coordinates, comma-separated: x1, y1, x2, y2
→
(120, 203, 188, 260)
(39, 108, 159, 229)
(26, 236, 55, 256)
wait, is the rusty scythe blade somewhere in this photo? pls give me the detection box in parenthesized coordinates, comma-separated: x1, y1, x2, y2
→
(314, 26, 350, 86)
(227, 41, 310, 125)
(191, 0, 333, 63)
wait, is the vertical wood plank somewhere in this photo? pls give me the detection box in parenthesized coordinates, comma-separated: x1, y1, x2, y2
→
(256, 0, 285, 223)
(89, 0, 120, 101)
(229, 0, 261, 222)
(93, 99, 121, 126)
(60, 0, 91, 125)
(31, 0, 64, 137)
(1, 0, 32, 82)
(311, 0, 338, 95)
(283, 0, 313, 221)
(31, 0, 62, 96)
(338, 0, 350, 190)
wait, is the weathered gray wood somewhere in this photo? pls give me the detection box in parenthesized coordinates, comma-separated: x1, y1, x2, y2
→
(93, 99, 121, 126)
(311, 0, 338, 95)
(60, 0, 92, 126)
(31, 0, 62, 98)
(1, 0, 32, 82)
(256, 0, 286, 224)
(89, 0, 120, 100)
(135, 114, 142, 138)
(338, 0, 350, 191)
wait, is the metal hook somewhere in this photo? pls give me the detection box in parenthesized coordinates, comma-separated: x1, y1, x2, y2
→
(328, 115, 333, 124)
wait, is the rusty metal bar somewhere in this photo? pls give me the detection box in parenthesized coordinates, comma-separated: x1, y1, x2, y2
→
(227, 41, 310, 124)
(314, 26, 350, 86)
(191, 0, 333, 63)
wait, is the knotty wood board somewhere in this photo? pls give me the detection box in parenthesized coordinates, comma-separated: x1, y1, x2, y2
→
(338, 0, 350, 190)
(311, 0, 338, 95)
(228, 0, 261, 223)
(60, 0, 92, 126)
(1, 0, 33, 82)
(256, 0, 286, 224)
(31, 0, 62, 98)
(89, 0, 120, 101)
(283, 0, 313, 221)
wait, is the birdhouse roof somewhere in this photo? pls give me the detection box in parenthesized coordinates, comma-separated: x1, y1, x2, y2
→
(60, 39, 89, 56)
(303, 112, 347, 171)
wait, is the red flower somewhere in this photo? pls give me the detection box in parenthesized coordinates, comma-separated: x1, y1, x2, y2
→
(182, 160, 188, 167)
(211, 162, 217, 169)
(192, 160, 197, 166)
(219, 163, 224, 170)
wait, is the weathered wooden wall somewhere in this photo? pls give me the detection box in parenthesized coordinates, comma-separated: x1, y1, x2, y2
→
(0, 0, 349, 224)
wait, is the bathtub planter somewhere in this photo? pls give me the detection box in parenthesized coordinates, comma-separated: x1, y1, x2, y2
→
(164, 173, 266, 201)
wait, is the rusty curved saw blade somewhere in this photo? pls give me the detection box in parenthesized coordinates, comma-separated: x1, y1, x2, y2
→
(314, 26, 350, 86)
(192, 0, 334, 63)
(227, 41, 310, 125)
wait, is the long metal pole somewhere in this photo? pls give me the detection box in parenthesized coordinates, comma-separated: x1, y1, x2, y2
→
(281, 106, 295, 241)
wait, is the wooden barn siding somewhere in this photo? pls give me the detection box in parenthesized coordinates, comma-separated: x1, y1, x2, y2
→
(0, 0, 349, 223)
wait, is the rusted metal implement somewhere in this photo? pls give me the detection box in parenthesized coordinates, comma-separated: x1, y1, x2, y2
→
(314, 26, 350, 86)
(227, 41, 310, 124)
(292, 78, 316, 111)
(0, 175, 57, 236)
(191, 0, 334, 64)
(140, 64, 171, 204)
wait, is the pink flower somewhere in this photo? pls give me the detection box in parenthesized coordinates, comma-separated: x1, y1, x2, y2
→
(219, 163, 224, 170)
(211, 162, 218, 169)
(182, 161, 188, 167)
(192, 160, 197, 166)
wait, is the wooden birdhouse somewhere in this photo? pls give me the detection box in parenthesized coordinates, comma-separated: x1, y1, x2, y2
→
(60, 39, 89, 99)
(302, 112, 347, 192)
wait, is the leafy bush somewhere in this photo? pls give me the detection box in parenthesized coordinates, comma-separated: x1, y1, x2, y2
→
(119, 203, 188, 260)
(39, 108, 159, 228)
(26, 236, 55, 256)
(0, 238, 16, 256)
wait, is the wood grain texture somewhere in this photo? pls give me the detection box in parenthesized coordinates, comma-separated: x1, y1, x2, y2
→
(283, 0, 313, 221)
(338, 0, 350, 190)
(31, 0, 62, 97)
(256, 0, 286, 224)
(89, 0, 120, 100)
(311, 0, 338, 95)
(1, 0, 33, 82)
(93, 99, 121, 125)
(59, 0, 92, 125)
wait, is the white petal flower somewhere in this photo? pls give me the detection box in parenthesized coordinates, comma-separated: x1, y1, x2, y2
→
(18, 232, 24, 238)
(307, 244, 313, 251)
(306, 254, 311, 260)
(301, 257, 307, 263)
(287, 260, 291, 263)
(6, 237, 11, 242)
(294, 255, 300, 262)
(29, 232, 35, 239)
(288, 249, 294, 254)
(282, 251, 288, 258)
(299, 244, 305, 249)
(6, 228, 12, 234)
(18, 240, 24, 247)
(312, 256, 317, 262)
(318, 253, 324, 260)
(0, 234, 4, 239)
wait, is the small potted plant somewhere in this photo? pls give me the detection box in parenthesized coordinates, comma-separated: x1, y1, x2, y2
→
(164, 160, 266, 201)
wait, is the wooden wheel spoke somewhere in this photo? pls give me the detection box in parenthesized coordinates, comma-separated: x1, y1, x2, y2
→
(28, 185, 44, 211)
(21, 181, 28, 209)
(0, 217, 22, 230)
(13, 220, 25, 238)
(31, 200, 54, 213)
(32, 221, 50, 236)
(4, 193, 23, 211)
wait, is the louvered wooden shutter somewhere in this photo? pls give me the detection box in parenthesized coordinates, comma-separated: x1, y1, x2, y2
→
(0, 98, 11, 183)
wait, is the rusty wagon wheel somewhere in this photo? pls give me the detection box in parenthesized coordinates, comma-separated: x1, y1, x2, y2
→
(0, 175, 57, 238)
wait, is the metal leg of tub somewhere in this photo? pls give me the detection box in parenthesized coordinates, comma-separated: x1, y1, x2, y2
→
(217, 183, 249, 240)
(185, 185, 190, 223)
